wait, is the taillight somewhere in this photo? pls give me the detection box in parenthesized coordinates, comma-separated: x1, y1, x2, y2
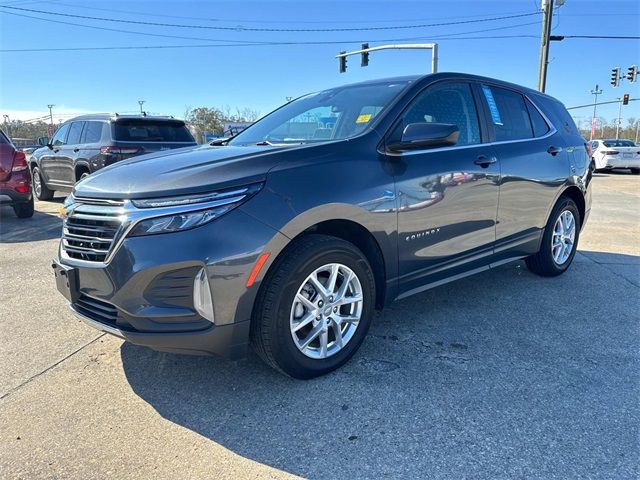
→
(603, 150, 619, 155)
(11, 151, 28, 172)
(584, 142, 592, 157)
(100, 146, 142, 155)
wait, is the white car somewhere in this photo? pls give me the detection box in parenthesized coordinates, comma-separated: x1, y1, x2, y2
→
(590, 139, 640, 174)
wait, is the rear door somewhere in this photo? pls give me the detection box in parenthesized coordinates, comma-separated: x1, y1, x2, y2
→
(476, 83, 571, 261)
(389, 80, 500, 296)
(111, 119, 196, 157)
(59, 121, 85, 184)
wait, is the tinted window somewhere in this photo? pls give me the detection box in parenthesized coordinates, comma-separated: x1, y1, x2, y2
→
(66, 122, 84, 145)
(482, 85, 533, 142)
(525, 99, 550, 137)
(51, 124, 70, 147)
(396, 82, 481, 146)
(603, 139, 635, 147)
(113, 120, 194, 142)
(81, 121, 104, 143)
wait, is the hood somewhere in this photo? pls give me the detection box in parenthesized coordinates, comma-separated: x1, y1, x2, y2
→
(73, 144, 298, 199)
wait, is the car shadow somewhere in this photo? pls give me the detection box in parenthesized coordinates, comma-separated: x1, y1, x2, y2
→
(0, 201, 63, 243)
(120, 251, 639, 478)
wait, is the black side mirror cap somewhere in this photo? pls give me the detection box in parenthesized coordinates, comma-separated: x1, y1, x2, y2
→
(388, 123, 460, 152)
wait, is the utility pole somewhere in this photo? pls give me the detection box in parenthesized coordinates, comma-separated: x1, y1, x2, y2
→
(47, 104, 55, 125)
(3, 114, 10, 137)
(138, 100, 145, 114)
(635, 120, 640, 143)
(537, 0, 554, 92)
(589, 84, 602, 141)
(615, 97, 623, 140)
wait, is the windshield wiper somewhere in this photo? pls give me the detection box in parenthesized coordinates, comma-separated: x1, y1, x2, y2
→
(255, 140, 306, 146)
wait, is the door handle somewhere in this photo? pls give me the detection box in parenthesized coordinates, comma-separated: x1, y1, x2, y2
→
(474, 155, 497, 168)
(547, 146, 562, 156)
(73, 147, 80, 153)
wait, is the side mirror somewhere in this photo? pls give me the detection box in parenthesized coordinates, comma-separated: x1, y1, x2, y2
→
(47, 143, 53, 150)
(388, 123, 460, 152)
(37, 136, 49, 147)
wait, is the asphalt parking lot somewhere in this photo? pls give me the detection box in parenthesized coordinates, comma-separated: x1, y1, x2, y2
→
(0, 172, 638, 479)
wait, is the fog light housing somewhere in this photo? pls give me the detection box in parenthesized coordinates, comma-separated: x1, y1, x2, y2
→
(193, 268, 215, 323)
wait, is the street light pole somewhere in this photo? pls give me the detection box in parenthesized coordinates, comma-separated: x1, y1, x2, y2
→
(138, 100, 145, 114)
(615, 97, 623, 140)
(589, 84, 602, 141)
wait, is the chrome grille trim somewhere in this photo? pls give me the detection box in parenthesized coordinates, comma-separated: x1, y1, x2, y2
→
(60, 185, 260, 266)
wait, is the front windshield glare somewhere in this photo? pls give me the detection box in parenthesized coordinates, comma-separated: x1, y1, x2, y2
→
(229, 81, 409, 146)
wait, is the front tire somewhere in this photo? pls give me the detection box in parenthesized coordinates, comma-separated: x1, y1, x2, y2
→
(630, 168, 640, 175)
(526, 196, 580, 277)
(251, 234, 375, 379)
(32, 166, 54, 201)
(13, 197, 34, 218)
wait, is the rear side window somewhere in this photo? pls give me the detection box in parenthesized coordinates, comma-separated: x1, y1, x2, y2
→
(113, 121, 194, 142)
(481, 85, 533, 142)
(66, 121, 85, 145)
(81, 121, 104, 143)
(0, 130, 9, 144)
(396, 81, 482, 146)
(525, 99, 550, 137)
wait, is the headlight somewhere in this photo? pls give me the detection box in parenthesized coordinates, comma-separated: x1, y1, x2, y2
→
(129, 204, 233, 236)
(128, 183, 262, 237)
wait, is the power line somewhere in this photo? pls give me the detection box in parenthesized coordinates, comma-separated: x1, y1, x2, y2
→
(21, 1, 539, 25)
(0, 36, 541, 53)
(0, 8, 540, 50)
(0, 5, 541, 32)
(562, 35, 640, 39)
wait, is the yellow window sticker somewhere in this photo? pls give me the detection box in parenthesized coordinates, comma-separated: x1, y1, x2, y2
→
(356, 114, 372, 124)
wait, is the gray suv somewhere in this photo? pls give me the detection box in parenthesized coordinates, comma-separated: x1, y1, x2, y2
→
(30, 114, 196, 200)
(53, 73, 592, 378)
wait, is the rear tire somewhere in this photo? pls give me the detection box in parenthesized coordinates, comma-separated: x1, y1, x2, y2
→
(526, 196, 580, 277)
(251, 234, 375, 379)
(32, 166, 54, 201)
(13, 197, 34, 218)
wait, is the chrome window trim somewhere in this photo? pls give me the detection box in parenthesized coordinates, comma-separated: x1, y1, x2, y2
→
(385, 91, 557, 157)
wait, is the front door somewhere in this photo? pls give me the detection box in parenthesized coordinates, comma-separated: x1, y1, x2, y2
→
(387, 81, 500, 296)
(40, 122, 70, 185)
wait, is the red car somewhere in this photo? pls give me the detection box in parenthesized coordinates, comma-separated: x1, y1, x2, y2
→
(0, 129, 34, 218)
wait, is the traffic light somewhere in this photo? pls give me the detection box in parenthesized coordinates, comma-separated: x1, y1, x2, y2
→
(361, 43, 369, 67)
(622, 94, 630, 105)
(339, 51, 347, 73)
(627, 65, 638, 83)
(611, 67, 621, 87)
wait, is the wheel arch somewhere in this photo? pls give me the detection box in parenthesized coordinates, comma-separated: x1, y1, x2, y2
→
(559, 185, 586, 229)
(74, 161, 91, 181)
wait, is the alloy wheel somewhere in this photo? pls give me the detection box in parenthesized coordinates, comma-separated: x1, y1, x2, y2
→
(289, 263, 363, 359)
(33, 169, 41, 198)
(551, 210, 576, 265)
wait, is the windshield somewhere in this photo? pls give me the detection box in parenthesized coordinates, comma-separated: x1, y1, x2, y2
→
(603, 139, 635, 147)
(229, 80, 410, 146)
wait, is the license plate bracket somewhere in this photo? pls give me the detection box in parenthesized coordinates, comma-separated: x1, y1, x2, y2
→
(52, 260, 79, 303)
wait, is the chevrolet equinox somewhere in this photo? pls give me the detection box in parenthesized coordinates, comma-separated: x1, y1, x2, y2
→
(53, 73, 592, 378)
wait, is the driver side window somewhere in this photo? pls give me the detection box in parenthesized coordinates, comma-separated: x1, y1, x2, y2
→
(395, 82, 481, 146)
(51, 123, 70, 147)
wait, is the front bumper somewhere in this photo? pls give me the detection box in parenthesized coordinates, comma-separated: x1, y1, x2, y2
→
(57, 208, 286, 358)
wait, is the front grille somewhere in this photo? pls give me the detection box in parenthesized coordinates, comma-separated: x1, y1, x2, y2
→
(62, 197, 125, 262)
(74, 294, 119, 326)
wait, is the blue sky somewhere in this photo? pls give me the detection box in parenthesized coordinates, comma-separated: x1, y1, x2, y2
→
(0, 0, 638, 127)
